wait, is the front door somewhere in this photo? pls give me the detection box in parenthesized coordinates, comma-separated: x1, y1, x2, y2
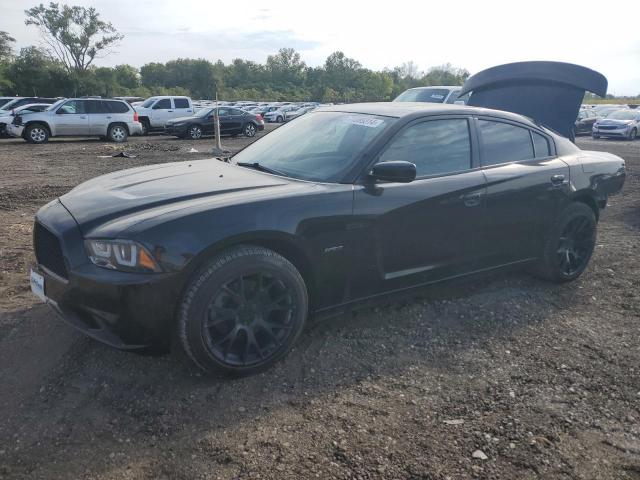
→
(351, 117, 487, 298)
(55, 100, 89, 135)
(150, 98, 172, 127)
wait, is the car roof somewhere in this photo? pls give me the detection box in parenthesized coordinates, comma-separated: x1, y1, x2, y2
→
(318, 102, 539, 126)
(404, 86, 461, 91)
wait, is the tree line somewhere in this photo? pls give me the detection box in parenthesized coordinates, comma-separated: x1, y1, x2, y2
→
(0, 3, 470, 102)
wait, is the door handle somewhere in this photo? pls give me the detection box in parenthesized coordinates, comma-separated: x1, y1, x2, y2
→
(550, 174, 568, 186)
(462, 192, 482, 207)
(79, 115, 87, 119)
(167, 110, 173, 112)
(106, 116, 112, 119)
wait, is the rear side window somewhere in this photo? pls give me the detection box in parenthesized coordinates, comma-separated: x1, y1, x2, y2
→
(532, 132, 551, 158)
(229, 108, 244, 115)
(106, 101, 130, 113)
(173, 98, 189, 108)
(378, 119, 471, 177)
(479, 120, 534, 166)
(153, 99, 171, 109)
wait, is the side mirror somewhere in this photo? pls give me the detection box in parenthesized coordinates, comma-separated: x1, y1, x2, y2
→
(369, 161, 417, 183)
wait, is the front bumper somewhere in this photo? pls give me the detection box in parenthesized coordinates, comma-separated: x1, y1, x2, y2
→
(593, 127, 631, 138)
(7, 123, 24, 138)
(164, 124, 189, 136)
(33, 200, 184, 350)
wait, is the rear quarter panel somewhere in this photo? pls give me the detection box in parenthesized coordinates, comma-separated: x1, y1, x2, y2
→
(562, 150, 626, 205)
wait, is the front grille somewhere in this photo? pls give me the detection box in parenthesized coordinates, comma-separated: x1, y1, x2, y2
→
(598, 125, 620, 130)
(34, 222, 68, 279)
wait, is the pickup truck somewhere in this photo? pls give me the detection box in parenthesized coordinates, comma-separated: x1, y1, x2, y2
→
(134, 96, 195, 134)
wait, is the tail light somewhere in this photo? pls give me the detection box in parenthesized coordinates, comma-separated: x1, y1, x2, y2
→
(256, 114, 263, 122)
(133, 111, 139, 122)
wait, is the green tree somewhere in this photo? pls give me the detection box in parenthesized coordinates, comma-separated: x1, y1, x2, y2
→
(6, 46, 70, 96)
(0, 31, 16, 62)
(24, 3, 123, 73)
(266, 48, 306, 87)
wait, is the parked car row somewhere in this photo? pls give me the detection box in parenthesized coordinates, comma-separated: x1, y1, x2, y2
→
(575, 104, 638, 140)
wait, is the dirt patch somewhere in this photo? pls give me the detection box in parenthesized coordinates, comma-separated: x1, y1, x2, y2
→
(0, 133, 638, 479)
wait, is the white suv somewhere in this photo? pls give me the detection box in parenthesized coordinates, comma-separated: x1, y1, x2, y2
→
(7, 98, 142, 144)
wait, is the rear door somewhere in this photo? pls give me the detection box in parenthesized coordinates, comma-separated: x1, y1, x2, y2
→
(227, 108, 245, 133)
(55, 100, 89, 135)
(351, 116, 488, 298)
(477, 117, 570, 265)
(172, 97, 193, 118)
(88, 100, 108, 135)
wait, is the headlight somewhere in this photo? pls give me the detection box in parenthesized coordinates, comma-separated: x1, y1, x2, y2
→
(85, 239, 161, 273)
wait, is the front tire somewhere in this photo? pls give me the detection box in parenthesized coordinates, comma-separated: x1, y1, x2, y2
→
(188, 124, 203, 140)
(178, 246, 309, 375)
(108, 124, 128, 143)
(535, 202, 597, 283)
(25, 124, 49, 144)
(628, 128, 637, 141)
(276, 115, 283, 123)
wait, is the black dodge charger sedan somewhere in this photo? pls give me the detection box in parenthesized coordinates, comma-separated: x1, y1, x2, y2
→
(31, 101, 625, 374)
(164, 106, 265, 140)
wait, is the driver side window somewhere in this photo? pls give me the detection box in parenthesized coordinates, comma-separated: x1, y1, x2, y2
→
(378, 118, 471, 177)
(58, 100, 86, 115)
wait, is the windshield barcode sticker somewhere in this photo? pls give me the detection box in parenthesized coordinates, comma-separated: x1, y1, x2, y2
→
(343, 116, 384, 128)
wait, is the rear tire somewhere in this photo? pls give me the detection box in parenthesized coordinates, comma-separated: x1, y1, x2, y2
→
(25, 124, 49, 144)
(534, 202, 597, 283)
(178, 245, 308, 375)
(108, 124, 128, 143)
(243, 123, 257, 137)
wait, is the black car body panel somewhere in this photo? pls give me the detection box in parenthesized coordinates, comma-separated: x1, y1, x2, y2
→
(33, 102, 626, 350)
(164, 108, 263, 137)
(459, 62, 608, 138)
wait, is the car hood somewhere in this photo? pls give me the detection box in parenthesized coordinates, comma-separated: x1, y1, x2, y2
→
(59, 160, 294, 235)
(166, 116, 197, 124)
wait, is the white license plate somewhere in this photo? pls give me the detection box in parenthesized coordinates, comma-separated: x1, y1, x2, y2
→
(30, 269, 47, 302)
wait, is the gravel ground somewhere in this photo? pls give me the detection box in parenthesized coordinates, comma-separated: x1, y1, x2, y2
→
(0, 130, 638, 479)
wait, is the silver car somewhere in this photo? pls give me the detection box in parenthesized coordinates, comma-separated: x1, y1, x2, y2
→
(7, 98, 143, 144)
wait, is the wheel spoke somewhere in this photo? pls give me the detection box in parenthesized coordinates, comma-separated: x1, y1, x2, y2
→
(222, 284, 244, 305)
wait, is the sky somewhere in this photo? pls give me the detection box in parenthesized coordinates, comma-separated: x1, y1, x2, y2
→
(1, 0, 639, 95)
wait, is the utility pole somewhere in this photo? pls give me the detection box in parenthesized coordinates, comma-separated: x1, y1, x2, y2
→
(211, 90, 230, 159)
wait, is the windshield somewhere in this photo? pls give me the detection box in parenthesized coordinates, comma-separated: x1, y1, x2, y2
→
(46, 99, 66, 111)
(0, 98, 13, 108)
(394, 88, 451, 103)
(607, 110, 635, 120)
(195, 107, 214, 117)
(140, 98, 157, 108)
(0, 99, 21, 111)
(233, 111, 396, 182)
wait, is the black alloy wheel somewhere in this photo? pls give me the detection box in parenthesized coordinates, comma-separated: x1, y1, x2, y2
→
(536, 202, 596, 282)
(178, 245, 308, 374)
(555, 216, 595, 277)
(203, 272, 294, 366)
